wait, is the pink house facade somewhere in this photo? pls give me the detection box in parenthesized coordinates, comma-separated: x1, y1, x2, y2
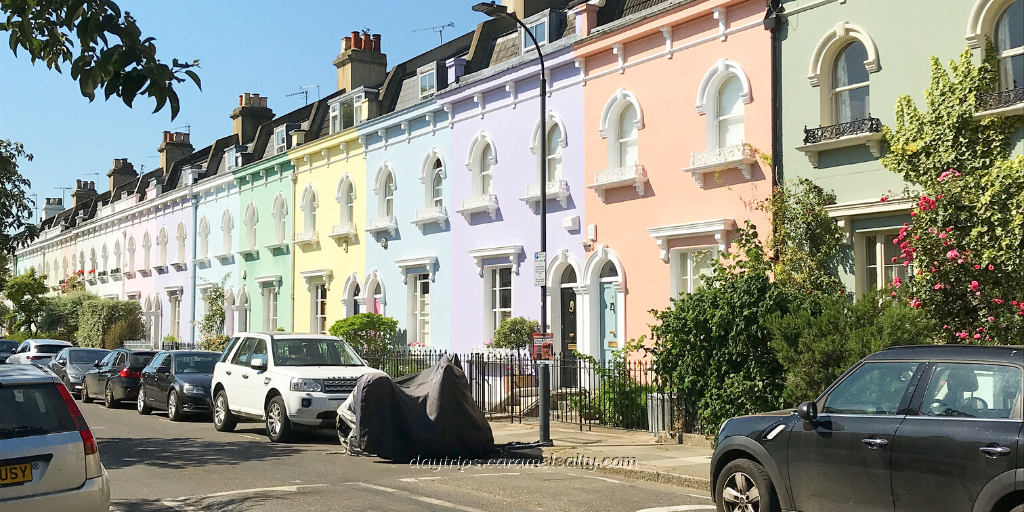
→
(573, 0, 773, 359)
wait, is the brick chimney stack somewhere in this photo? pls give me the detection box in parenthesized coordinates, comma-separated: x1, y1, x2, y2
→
(107, 158, 138, 193)
(230, 94, 274, 145)
(158, 132, 194, 174)
(71, 179, 97, 207)
(334, 31, 387, 92)
(42, 198, 63, 220)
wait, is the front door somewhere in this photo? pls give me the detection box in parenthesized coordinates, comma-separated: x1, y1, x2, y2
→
(599, 282, 617, 363)
(787, 360, 923, 512)
(892, 362, 1024, 512)
(560, 287, 577, 388)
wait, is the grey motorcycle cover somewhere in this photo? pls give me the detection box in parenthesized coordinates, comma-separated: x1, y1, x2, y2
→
(348, 354, 495, 461)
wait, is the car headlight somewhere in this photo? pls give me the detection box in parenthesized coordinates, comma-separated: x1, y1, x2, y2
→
(289, 378, 323, 392)
(182, 385, 206, 396)
(67, 372, 83, 380)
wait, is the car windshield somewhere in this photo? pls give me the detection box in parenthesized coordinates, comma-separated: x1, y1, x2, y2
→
(0, 341, 17, 352)
(33, 344, 66, 354)
(69, 349, 109, 364)
(272, 339, 363, 366)
(174, 354, 218, 374)
(130, 352, 157, 367)
(0, 384, 77, 440)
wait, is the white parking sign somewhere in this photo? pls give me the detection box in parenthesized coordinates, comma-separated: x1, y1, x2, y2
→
(534, 251, 546, 287)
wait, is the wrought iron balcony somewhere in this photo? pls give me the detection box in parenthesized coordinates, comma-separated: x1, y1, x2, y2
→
(587, 164, 647, 203)
(413, 205, 449, 230)
(521, 180, 570, 211)
(975, 87, 1024, 112)
(456, 193, 500, 221)
(803, 117, 882, 145)
(366, 215, 398, 236)
(685, 143, 757, 188)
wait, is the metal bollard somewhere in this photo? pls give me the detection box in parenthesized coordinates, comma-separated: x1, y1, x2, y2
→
(538, 362, 552, 445)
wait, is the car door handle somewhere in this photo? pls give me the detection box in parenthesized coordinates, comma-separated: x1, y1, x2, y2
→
(225, 370, 232, 376)
(980, 446, 1011, 458)
(862, 438, 889, 449)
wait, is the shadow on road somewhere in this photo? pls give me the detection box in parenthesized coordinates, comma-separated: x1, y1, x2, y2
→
(112, 495, 277, 512)
(98, 437, 306, 470)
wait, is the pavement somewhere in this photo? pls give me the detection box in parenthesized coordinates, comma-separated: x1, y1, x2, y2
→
(489, 420, 713, 492)
(80, 399, 719, 512)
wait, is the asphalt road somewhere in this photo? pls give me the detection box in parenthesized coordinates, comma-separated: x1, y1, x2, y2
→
(79, 399, 718, 512)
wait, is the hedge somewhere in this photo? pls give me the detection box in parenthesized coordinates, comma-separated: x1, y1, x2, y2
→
(77, 299, 145, 348)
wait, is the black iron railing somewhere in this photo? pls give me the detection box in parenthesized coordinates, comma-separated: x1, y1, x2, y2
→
(976, 87, 1024, 112)
(364, 349, 687, 433)
(803, 116, 882, 145)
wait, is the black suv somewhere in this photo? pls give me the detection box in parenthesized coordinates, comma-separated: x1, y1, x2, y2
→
(711, 345, 1023, 512)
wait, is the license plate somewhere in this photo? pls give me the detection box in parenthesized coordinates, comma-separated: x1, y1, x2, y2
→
(0, 463, 32, 485)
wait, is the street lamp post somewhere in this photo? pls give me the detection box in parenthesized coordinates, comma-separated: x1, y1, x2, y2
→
(473, 1, 551, 446)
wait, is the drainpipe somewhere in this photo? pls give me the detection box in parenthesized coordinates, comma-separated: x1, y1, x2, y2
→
(189, 170, 199, 348)
(764, 0, 786, 188)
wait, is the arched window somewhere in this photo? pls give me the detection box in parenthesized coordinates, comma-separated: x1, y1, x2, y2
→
(221, 209, 233, 255)
(79, 251, 85, 272)
(89, 248, 97, 272)
(600, 261, 618, 279)
(224, 289, 236, 337)
(371, 164, 396, 227)
(53, 258, 60, 283)
(62, 256, 68, 278)
(343, 180, 356, 224)
(157, 227, 168, 267)
(431, 160, 444, 208)
(617, 106, 638, 168)
(547, 124, 563, 183)
(197, 216, 210, 259)
(101, 244, 108, 272)
(479, 144, 494, 195)
(71, 254, 77, 274)
(127, 237, 136, 272)
(383, 173, 395, 217)
(237, 287, 249, 333)
(300, 184, 318, 235)
(832, 41, 871, 123)
(716, 76, 745, 148)
(113, 241, 121, 271)
(996, 0, 1023, 90)
(243, 202, 258, 251)
(176, 222, 187, 265)
(142, 233, 151, 269)
(272, 193, 288, 245)
(598, 89, 644, 170)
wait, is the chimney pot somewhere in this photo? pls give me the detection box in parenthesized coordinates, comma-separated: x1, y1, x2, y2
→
(343, 36, 352, 51)
(372, 34, 381, 52)
(243, 92, 252, 106)
(238, 94, 244, 106)
(351, 31, 362, 49)
(362, 33, 372, 51)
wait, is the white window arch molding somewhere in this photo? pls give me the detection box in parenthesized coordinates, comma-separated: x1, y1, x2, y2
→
(175, 221, 187, 267)
(196, 216, 210, 262)
(966, 0, 1019, 55)
(414, 148, 449, 230)
(331, 174, 359, 245)
(695, 58, 753, 146)
(458, 132, 501, 221)
(223, 288, 236, 337)
(580, 245, 627, 361)
(807, 23, 880, 122)
(241, 202, 259, 255)
(100, 244, 109, 273)
(687, 59, 757, 187)
(529, 111, 568, 155)
(361, 270, 386, 315)
(157, 227, 169, 268)
(219, 209, 234, 259)
(367, 162, 398, 237)
(545, 248, 584, 355)
(598, 89, 644, 140)
(464, 131, 498, 172)
(522, 112, 570, 210)
(236, 286, 250, 333)
(296, 183, 319, 247)
(589, 89, 647, 201)
(341, 271, 362, 318)
(270, 192, 289, 248)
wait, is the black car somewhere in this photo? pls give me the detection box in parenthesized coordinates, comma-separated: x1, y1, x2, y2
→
(0, 339, 18, 362)
(711, 345, 1023, 512)
(81, 348, 157, 408)
(48, 347, 111, 397)
(138, 350, 218, 421)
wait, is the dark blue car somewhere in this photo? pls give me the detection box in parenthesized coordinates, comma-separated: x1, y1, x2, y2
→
(138, 350, 218, 421)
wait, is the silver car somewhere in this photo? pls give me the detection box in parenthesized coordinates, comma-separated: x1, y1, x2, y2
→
(5, 340, 72, 365)
(0, 365, 110, 512)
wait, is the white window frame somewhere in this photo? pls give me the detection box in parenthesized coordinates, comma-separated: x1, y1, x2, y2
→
(169, 295, 181, 340)
(486, 266, 514, 339)
(126, 238, 136, 273)
(715, 76, 746, 149)
(418, 69, 437, 100)
(225, 146, 237, 171)
(244, 202, 259, 251)
(141, 233, 151, 270)
(221, 209, 233, 256)
(312, 284, 328, 335)
(197, 216, 210, 259)
(806, 23, 879, 126)
(830, 41, 871, 124)
(994, 0, 1024, 91)
(857, 230, 916, 296)
(669, 247, 717, 298)
(175, 221, 187, 265)
(157, 228, 168, 268)
(598, 89, 644, 170)
(409, 273, 431, 346)
(100, 244, 108, 272)
(329, 101, 341, 135)
(274, 126, 287, 155)
(271, 193, 288, 245)
(263, 285, 279, 331)
(300, 184, 318, 236)
(523, 19, 548, 52)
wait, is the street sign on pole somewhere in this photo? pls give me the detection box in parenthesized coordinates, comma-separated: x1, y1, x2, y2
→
(532, 332, 553, 360)
(534, 251, 546, 287)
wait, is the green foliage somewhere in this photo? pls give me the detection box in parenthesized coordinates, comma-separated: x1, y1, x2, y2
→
(40, 290, 98, 341)
(880, 48, 1024, 342)
(163, 335, 178, 345)
(650, 224, 789, 434)
(568, 337, 655, 429)
(491, 316, 540, 350)
(1, 0, 200, 119)
(76, 298, 143, 348)
(199, 334, 230, 353)
(60, 271, 85, 294)
(102, 317, 145, 350)
(769, 290, 936, 406)
(0, 140, 38, 255)
(4, 268, 48, 333)
(328, 313, 399, 358)
(199, 276, 228, 345)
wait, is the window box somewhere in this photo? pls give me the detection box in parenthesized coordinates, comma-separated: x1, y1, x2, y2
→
(365, 216, 398, 237)
(796, 117, 883, 168)
(110, 268, 122, 281)
(684, 143, 756, 188)
(456, 194, 499, 221)
(974, 88, 1024, 119)
(587, 164, 647, 202)
(412, 205, 449, 230)
(520, 180, 569, 211)
(330, 222, 359, 243)
(292, 230, 319, 248)
(151, 265, 167, 273)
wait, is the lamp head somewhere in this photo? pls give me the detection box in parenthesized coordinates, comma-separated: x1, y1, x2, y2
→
(472, 2, 508, 17)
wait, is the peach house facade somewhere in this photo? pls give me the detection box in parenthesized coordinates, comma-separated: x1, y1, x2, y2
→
(573, 0, 773, 359)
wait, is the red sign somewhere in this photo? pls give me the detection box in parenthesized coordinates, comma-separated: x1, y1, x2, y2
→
(532, 332, 554, 361)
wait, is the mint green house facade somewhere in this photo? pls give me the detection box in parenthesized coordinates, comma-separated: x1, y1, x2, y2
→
(778, 0, 1024, 296)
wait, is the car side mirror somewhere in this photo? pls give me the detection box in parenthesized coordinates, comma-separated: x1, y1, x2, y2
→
(10, 348, 15, 355)
(250, 357, 267, 370)
(93, 360, 101, 368)
(797, 401, 818, 422)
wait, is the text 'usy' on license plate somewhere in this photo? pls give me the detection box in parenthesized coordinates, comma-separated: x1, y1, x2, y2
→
(0, 463, 32, 485)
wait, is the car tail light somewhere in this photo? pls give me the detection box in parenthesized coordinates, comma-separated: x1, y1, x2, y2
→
(119, 368, 141, 379)
(55, 383, 98, 456)
(26, 355, 46, 360)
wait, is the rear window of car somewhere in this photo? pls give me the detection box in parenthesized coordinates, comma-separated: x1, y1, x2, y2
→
(130, 352, 157, 367)
(0, 384, 78, 440)
(0, 341, 18, 352)
(33, 345, 66, 354)
(174, 354, 218, 374)
(69, 349, 109, 364)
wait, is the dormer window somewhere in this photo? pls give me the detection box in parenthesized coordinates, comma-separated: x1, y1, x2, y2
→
(419, 70, 436, 100)
(524, 20, 548, 51)
(225, 145, 245, 171)
(329, 102, 341, 134)
(274, 126, 287, 155)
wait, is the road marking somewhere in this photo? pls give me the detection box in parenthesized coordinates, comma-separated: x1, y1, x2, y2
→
(469, 472, 520, 477)
(566, 472, 620, 483)
(346, 482, 488, 512)
(684, 493, 713, 501)
(237, 434, 263, 440)
(634, 506, 717, 512)
(399, 477, 444, 482)
(160, 483, 328, 510)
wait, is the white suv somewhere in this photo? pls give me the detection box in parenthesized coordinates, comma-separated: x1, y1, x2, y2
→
(210, 333, 376, 442)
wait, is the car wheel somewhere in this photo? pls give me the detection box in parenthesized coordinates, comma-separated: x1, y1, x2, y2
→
(167, 390, 182, 422)
(265, 396, 293, 443)
(81, 380, 93, 403)
(137, 386, 153, 415)
(213, 390, 237, 432)
(716, 459, 778, 512)
(104, 382, 119, 408)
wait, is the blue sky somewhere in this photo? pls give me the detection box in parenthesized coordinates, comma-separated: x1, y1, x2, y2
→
(0, 0, 484, 220)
